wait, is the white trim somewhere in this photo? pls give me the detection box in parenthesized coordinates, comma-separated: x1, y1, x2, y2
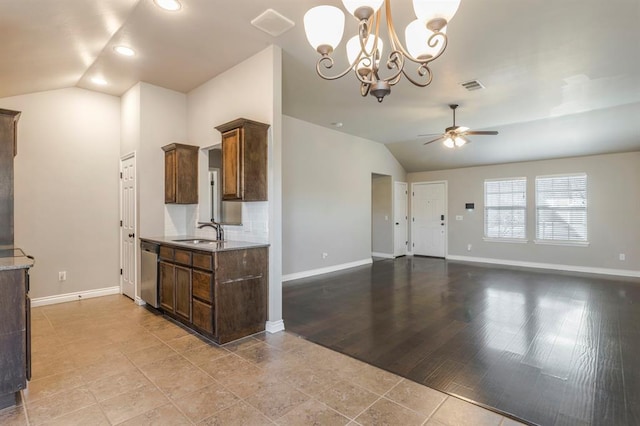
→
(446, 255, 640, 278)
(282, 258, 373, 282)
(31, 286, 121, 307)
(534, 240, 589, 247)
(265, 319, 285, 333)
(134, 296, 146, 306)
(372, 252, 395, 259)
(393, 181, 408, 257)
(483, 237, 529, 244)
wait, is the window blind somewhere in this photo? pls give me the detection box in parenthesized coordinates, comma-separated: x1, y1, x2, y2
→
(535, 174, 587, 242)
(484, 178, 527, 239)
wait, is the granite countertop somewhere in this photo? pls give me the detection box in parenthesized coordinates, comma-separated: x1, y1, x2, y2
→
(140, 236, 269, 253)
(0, 248, 35, 271)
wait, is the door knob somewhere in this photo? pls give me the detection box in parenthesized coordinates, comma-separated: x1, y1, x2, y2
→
(128, 233, 135, 238)
(395, 222, 399, 225)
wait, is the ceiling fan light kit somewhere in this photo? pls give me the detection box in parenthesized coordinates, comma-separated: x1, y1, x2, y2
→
(303, 0, 461, 102)
(423, 104, 499, 148)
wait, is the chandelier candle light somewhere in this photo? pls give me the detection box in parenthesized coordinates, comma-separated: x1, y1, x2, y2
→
(303, 0, 461, 102)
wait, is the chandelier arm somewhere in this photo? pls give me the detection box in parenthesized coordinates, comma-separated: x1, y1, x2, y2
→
(401, 65, 434, 87)
(315, 55, 360, 81)
(381, 50, 405, 85)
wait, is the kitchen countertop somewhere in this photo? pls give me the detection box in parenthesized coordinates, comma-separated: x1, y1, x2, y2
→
(140, 236, 269, 252)
(0, 248, 35, 271)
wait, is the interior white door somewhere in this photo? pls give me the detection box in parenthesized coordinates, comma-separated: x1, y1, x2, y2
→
(412, 182, 446, 257)
(120, 155, 136, 300)
(394, 182, 408, 257)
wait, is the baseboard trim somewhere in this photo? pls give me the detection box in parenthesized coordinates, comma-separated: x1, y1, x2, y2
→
(31, 286, 121, 307)
(372, 252, 395, 259)
(134, 296, 147, 306)
(283, 258, 373, 282)
(446, 255, 640, 278)
(265, 319, 285, 334)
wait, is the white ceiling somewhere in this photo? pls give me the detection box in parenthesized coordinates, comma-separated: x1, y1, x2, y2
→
(1, 0, 639, 172)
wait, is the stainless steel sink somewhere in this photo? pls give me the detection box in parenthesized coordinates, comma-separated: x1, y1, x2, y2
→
(172, 238, 221, 244)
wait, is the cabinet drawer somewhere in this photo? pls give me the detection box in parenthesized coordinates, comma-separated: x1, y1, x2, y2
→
(192, 299, 213, 334)
(192, 252, 213, 271)
(192, 270, 213, 303)
(159, 246, 174, 261)
(174, 249, 192, 266)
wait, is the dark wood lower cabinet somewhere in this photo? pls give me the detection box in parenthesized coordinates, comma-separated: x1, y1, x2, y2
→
(0, 267, 30, 410)
(159, 261, 174, 313)
(174, 266, 191, 321)
(192, 298, 214, 334)
(152, 243, 268, 344)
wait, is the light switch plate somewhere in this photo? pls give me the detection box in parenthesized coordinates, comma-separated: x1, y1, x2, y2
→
(456, 215, 463, 221)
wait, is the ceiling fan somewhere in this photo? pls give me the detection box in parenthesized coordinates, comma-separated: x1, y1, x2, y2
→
(421, 104, 499, 148)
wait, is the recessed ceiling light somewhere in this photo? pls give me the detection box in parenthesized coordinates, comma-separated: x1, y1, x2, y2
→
(331, 122, 343, 128)
(114, 46, 136, 57)
(154, 0, 181, 11)
(91, 77, 108, 86)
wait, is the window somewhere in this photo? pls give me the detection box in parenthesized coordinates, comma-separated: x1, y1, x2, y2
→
(484, 178, 527, 240)
(535, 174, 587, 243)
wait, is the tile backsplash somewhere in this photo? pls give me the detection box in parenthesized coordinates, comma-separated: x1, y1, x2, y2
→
(185, 201, 269, 243)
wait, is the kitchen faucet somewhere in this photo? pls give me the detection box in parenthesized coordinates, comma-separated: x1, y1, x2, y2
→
(198, 221, 224, 241)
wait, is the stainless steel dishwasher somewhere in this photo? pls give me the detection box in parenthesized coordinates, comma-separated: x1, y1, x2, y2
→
(140, 241, 159, 308)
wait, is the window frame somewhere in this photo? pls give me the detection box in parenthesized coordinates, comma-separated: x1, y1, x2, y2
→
(483, 177, 528, 242)
(534, 173, 588, 246)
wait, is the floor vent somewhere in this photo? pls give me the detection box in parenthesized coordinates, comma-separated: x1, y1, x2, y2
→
(251, 9, 295, 37)
(460, 79, 485, 91)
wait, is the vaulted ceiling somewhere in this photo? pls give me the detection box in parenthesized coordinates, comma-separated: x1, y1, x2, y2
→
(2, 0, 639, 171)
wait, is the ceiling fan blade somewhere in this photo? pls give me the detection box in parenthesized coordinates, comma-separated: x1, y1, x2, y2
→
(464, 130, 499, 136)
(423, 135, 445, 145)
(417, 133, 441, 137)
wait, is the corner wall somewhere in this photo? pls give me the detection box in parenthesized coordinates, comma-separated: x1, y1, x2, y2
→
(282, 115, 406, 278)
(4, 88, 121, 298)
(408, 151, 640, 275)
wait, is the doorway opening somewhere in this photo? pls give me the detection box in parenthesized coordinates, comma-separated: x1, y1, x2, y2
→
(119, 153, 137, 301)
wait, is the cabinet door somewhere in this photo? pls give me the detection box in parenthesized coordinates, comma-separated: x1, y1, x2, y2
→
(221, 129, 241, 200)
(164, 149, 176, 203)
(192, 299, 214, 334)
(159, 261, 175, 313)
(174, 265, 191, 321)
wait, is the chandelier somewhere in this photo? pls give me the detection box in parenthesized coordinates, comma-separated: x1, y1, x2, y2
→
(303, 0, 461, 102)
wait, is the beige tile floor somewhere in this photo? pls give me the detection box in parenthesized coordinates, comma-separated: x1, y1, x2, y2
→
(0, 295, 526, 425)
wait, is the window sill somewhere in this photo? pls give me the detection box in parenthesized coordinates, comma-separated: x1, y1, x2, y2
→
(483, 238, 529, 244)
(533, 240, 590, 247)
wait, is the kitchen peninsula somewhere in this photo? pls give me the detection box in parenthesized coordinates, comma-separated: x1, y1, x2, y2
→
(140, 237, 268, 344)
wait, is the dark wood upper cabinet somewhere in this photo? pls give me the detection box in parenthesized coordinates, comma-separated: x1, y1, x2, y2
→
(162, 143, 198, 204)
(215, 118, 270, 201)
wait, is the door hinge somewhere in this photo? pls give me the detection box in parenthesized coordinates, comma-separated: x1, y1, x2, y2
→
(120, 268, 123, 275)
(120, 220, 123, 227)
(120, 172, 123, 179)
(412, 243, 415, 247)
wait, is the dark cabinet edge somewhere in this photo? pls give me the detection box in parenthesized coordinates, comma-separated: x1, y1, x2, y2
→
(215, 118, 270, 133)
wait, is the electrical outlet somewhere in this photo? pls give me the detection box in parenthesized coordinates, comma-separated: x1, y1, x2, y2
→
(467, 244, 472, 251)
(619, 253, 626, 261)
(58, 271, 67, 281)
(322, 252, 328, 259)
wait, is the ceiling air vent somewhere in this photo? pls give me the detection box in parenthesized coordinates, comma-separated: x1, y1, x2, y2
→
(251, 9, 295, 37)
(460, 80, 485, 91)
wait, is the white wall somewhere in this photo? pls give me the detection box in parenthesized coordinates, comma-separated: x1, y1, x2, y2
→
(186, 46, 284, 329)
(3, 88, 121, 298)
(408, 151, 640, 274)
(121, 82, 188, 298)
(282, 115, 406, 276)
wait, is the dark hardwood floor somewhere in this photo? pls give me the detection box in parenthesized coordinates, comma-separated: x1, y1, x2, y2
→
(283, 257, 640, 426)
